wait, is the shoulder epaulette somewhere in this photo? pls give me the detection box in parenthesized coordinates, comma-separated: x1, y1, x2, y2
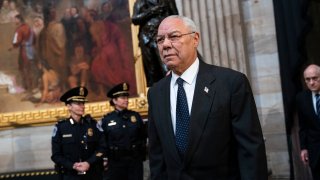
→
(104, 112, 113, 117)
(58, 118, 67, 123)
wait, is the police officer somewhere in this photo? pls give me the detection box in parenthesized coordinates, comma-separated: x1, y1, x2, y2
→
(51, 86, 107, 180)
(101, 83, 147, 180)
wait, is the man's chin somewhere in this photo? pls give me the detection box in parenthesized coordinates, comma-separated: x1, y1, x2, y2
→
(166, 64, 176, 71)
(165, 60, 176, 68)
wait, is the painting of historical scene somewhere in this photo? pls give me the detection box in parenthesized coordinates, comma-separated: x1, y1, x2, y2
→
(0, 0, 137, 113)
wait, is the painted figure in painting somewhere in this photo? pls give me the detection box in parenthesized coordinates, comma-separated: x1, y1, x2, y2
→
(33, 60, 61, 106)
(0, 0, 137, 110)
(7, 1, 19, 22)
(38, 5, 67, 91)
(84, 8, 136, 97)
(0, 0, 10, 24)
(68, 43, 90, 88)
(8, 14, 37, 99)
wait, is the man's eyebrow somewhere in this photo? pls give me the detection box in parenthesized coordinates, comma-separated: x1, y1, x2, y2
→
(168, 31, 181, 34)
(157, 30, 181, 36)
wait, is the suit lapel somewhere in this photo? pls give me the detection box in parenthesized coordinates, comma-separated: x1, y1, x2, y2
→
(184, 62, 216, 165)
(306, 91, 319, 121)
(159, 75, 182, 164)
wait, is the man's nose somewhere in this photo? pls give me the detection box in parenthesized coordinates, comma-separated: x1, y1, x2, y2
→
(162, 37, 173, 47)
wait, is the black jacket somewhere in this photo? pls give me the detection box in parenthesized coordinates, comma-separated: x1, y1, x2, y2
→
(297, 90, 320, 169)
(51, 115, 106, 176)
(101, 109, 147, 161)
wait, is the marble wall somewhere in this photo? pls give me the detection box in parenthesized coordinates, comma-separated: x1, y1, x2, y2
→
(0, 126, 53, 172)
(240, 1, 290, 177)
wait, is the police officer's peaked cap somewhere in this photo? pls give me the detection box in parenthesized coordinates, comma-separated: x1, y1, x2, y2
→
(60, 86, 88, 104)
(107, 83, 130, 98)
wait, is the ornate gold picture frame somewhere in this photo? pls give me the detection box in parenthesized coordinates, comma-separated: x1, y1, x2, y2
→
(0, 0, 148, 130)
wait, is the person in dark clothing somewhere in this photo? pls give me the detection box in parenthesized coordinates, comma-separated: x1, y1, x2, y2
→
(296, 64, 320, 180)
(147, 15, 268, 179)
(101, 83, 147, 180)
(51, 86, 106, 180)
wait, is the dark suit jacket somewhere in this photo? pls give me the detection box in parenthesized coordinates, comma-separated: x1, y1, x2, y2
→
(147, 60, 268, 180)
(296, 90, 320, 169)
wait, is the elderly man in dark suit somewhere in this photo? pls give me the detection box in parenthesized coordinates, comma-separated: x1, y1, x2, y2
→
(296, 64, 320, 180)
(147, 15, 268, 180)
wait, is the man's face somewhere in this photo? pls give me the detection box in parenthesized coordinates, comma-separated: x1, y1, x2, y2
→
(156, 17, 199, 75)
(113, 96, 128, 110)
(304, 66, 320, 92)
(68, 102, 85, 116)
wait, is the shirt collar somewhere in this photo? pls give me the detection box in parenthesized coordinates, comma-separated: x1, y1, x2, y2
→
(172, 58, 199, 85)
(312, 91, 320, 97)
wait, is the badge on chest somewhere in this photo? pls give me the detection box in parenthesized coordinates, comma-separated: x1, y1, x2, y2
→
(87, 128, 93, 136)
(62, 134, 72, 138)
(130, 115, 137, 123)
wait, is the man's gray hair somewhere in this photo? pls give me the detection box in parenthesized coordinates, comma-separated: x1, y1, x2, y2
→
(166, 15, 199, 33)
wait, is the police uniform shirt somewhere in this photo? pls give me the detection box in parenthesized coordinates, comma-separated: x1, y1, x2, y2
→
(51, 116, 106, 173)
(101, 109, 147, 157)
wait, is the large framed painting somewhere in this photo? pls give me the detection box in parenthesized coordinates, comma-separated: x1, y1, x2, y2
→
(0, 0, 148, 129)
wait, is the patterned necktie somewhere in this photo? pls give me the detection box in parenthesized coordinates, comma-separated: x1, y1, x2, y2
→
(316, 94, 320, 118)
(175, 77, 190, 157)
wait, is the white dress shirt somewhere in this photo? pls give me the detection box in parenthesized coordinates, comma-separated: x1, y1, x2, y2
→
(170, 58, 199, 134)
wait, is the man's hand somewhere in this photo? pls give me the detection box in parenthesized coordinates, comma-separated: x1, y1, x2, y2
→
(300, 149, 309, 165)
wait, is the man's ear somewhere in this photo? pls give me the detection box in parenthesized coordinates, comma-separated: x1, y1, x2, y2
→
(193, 32, 200, 47)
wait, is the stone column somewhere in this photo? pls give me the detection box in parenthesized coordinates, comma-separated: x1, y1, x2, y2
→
(175, 0, 248, 74)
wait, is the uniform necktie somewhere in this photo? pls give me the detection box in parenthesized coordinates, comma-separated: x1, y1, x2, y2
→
(175, 77, 190, 157)
(316, 94, 320, 118)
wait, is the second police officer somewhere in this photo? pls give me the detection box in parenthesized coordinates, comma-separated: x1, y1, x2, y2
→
(101, 83, 147, 180)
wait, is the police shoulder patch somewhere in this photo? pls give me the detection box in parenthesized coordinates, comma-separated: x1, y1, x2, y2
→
(52, 126, 58, 137)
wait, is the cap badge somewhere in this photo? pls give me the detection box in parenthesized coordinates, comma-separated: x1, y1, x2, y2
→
(79, 87, 84, 96)
(123, 83, 128, 91)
